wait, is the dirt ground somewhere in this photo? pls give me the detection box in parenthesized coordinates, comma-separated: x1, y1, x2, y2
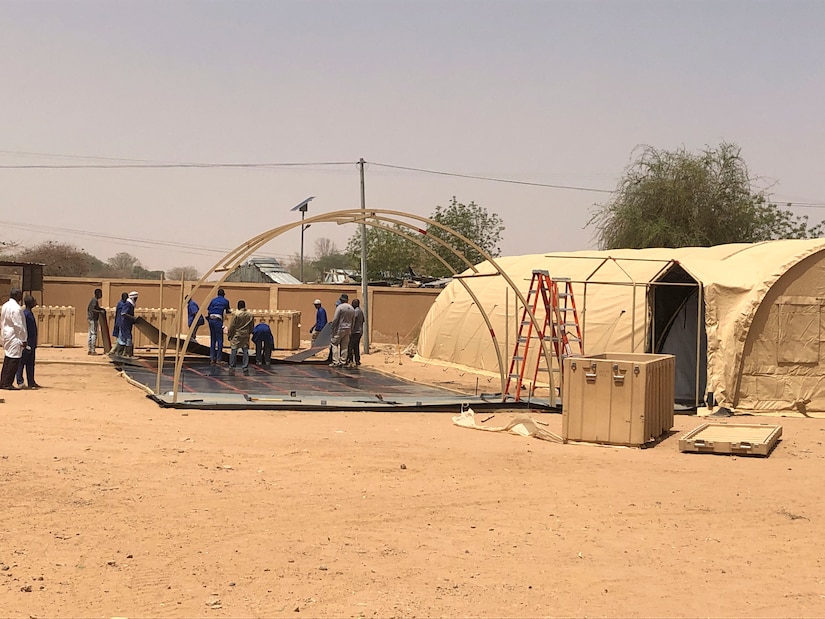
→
(1, 340, 824, 619)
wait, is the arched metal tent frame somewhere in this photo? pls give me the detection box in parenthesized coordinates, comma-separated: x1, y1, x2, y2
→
(168, 208, 556, 404)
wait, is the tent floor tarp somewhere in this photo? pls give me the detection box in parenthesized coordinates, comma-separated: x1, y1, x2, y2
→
(117, 357, 548, 412)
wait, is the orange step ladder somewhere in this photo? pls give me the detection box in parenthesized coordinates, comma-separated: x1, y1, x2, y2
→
(504, 272, 583, 404)
(549, 277, 583, 387)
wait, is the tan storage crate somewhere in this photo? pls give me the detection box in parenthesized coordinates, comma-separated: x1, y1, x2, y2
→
(563, 352, 675, 446)
(679, 423, 782, 456)
(245, 310, 301, 350)
(34, 306, 76, 347)
(106, 307, 181, 349)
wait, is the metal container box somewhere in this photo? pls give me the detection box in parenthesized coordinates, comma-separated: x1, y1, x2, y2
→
(563, 352, 675, 446)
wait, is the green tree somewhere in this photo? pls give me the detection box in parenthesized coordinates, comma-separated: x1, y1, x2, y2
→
(166, 265, 200, 281)
(107, 252, 141, 277)
(423, 197, 504, 276)
(346, 224, 422, 281)
(133, 265, 165, 280)
(285, 238, 355, 282)
(345, 198, 505, 280)
(589, 142, 823, 249)
(14, 241, 107, 276)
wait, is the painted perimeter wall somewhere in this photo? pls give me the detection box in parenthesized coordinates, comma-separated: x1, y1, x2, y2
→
(34, 277, 438, 346)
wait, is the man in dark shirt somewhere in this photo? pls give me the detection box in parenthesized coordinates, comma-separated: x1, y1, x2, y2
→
(206, 289, 231, 364)
(16, 295, 40, 389)
(87, 288, 106, 355)
(345, 298, 366, 367)
(252, 319, 275, 366)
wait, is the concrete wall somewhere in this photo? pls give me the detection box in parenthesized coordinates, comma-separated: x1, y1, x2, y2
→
(38, 277, 440, 345)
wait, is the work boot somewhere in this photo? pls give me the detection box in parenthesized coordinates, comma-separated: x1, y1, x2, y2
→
(125, 345, 134, 357)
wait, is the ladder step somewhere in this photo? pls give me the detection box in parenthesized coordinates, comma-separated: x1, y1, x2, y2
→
(512, 355, 524, 361)
(508, 373, 522, 379)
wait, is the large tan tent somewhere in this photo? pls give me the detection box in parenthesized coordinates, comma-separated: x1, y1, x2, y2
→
(417, 238, 825, 414)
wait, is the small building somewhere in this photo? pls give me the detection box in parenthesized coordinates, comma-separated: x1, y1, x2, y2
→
(225, 257, 301, 285)
(324, 268, 360, 284)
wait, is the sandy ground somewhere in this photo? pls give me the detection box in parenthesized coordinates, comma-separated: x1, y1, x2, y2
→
(1, 340, 825, 619)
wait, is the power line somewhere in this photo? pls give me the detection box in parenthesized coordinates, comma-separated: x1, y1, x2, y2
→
(0, 161, 354, 169)
(368, 161, 615, 194)
(0, 219, 297, 263)
(2, 149, 823, 206)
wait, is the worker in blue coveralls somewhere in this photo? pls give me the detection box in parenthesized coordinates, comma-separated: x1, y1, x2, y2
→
(206, 288, 231, 364)
(116, 291, 139, 356)
(310, 298, 327, 344)
(311, 297, 330, 362)
(187, 296, 205, 341)
(252, 319, 274, 366)
(109, 291, 128, 354)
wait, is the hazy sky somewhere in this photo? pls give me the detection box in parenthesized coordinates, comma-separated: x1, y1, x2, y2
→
(2, 0, 823, 275)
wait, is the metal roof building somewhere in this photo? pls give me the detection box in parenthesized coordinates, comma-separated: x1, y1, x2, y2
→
(225, 257, 302, 285)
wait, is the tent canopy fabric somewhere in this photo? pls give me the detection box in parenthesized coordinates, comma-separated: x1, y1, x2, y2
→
(417, 239, 825, 413)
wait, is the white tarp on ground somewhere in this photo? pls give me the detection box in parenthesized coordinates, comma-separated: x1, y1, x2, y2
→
(452, 407, 563, 442)
(419, 239, 825, 413)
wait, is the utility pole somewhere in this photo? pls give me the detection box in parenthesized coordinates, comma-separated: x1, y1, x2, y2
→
(359, 158, 369, 355)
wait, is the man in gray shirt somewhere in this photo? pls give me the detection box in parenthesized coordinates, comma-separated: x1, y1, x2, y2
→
(345, 298, 365, 367)
(329, 293, 354, 367)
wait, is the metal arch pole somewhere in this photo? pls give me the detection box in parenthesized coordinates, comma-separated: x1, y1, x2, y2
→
(362, 218, 508, 396)
(343, 210, 552, 403)
(335, 208, 555, 400)
(171, 208, 553, 404)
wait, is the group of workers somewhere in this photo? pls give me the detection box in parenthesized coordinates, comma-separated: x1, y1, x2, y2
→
(188, 288, 275, 374)
(0, 288, 39, 390)
(311, 293, 366, 368)
(1, 287, 367, 388)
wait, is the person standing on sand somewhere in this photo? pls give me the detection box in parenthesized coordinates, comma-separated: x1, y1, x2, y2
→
(115, 291, 139, 357)
(109, 292, 128, 354)
(227, 300, 254, 376)
(206, 288, 231, 365)
(329, 293, 354, 367)
(345, 298, 365, 367)
(310, 298, 327, 344)
(16, 295, 40, 389)
(1, 288, 27, 390)
(87, 288, 106, 355)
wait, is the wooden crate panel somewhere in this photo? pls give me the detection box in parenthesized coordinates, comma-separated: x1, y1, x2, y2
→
(34, 306, 76, 347)
(679, 423, 782, 456)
